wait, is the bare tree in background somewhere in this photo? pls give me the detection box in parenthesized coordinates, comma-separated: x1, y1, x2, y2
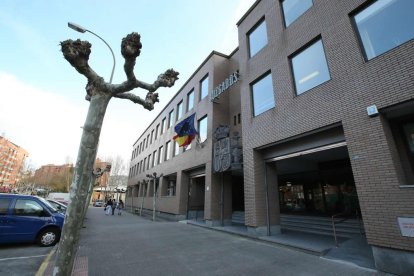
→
(53, 33, 179, 276)
(105, 155, 127, 195)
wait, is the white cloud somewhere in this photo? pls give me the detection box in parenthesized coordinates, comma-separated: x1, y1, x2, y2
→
(0, 72, 85, 168)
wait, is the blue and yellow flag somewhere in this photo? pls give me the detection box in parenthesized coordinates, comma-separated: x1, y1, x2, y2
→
(173, 113, 198, 147)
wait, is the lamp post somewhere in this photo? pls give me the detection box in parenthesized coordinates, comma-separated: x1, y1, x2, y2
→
(146, 172, 163, 221)
(68, 22, 116, 84)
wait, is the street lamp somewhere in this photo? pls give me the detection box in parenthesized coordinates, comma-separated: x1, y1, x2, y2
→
(146, 172, 163, 221)
(68, 22, 116, 84)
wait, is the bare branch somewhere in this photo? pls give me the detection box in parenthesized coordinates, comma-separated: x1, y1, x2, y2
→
(60, 39, 100, 81)
(114, 92, 156, 110)
(113, 68, 179, 94)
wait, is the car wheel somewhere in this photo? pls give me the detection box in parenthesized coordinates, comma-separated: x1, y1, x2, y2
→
(37, 228, 60, 247)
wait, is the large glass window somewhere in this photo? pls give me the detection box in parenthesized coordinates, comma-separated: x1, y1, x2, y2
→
(291, 39, 330, 95)
(152, 151, 157, 167)
(198, 116, 208, 143)
(177, 101, 183, 120)
(353, 0, 414, 60)
(165, 141, 171, 161)
(200, 75, 209, 100)
(168, 110, 175, 128)
(248, 19, 268, 57)
(282, 0, 313, 27)
(161, 118, 166, 134)
(187, 89, 194, 111)
(155, 124, 159, 140)
(251, 72, 275, 116)
(174, 141, 180, 157)
(158, 146, 163, 164)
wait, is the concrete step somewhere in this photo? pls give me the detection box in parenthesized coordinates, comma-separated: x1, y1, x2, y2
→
(280, 214, 364, 238)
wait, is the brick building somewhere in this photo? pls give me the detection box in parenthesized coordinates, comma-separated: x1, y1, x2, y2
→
(34, 163, 73, 188)
(0, 136, 29, 189)
(126, 0, 414, 274)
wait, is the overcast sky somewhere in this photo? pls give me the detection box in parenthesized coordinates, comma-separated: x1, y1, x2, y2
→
(0, 0, 255, 169)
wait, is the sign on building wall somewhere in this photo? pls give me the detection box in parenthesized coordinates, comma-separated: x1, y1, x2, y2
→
(210, 71, 240, 102)
(398, 217, 414, 237)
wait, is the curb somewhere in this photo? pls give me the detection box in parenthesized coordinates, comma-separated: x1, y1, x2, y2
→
(35, 246, 56, 276)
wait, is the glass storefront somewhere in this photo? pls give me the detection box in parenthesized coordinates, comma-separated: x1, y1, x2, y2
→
(279, 158, 359, 216)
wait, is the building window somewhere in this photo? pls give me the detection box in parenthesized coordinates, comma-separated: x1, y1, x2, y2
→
(139, 160, 143, 173)
(150, 130, 154, 144)
(238, 113, 241, 124)
(158, 146, 163, 164)
(161, 118, 166, 134)
(290, 39, 330, 95)
(168, 110, 175, 129)
(200, 75, 209, 100)
(281, 0, 313, 27)
(152, 150, 157, 167)
(187, 89, 194, 111)
(165, 141, 171, 161)
(167, 180, 176, 196)
(174, 141, 180, 156)
(390, 116, 414, 185)
(147, 154, 151, 170)
(251, 72, 275, 116)
(142, 139, 146, 151)
(353, 0, 414, 60)
(198, 116, 208, 143)
(146, 134, 150, 148)
(155, 124, 159, 140)
(248, 18, 267, 58)
(177, 101, 183, 120)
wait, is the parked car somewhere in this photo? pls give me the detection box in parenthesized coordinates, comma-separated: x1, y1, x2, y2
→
(47, 199, 67, 214)
(0, 193, 65, 246)
(93, 200, 104, 207)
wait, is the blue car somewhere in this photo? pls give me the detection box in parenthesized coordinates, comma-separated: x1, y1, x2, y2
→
(0, 194, 65, 246)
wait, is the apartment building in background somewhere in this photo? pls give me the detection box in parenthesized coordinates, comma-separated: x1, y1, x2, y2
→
(0, 136, 29, 189)
(34, 163, 73, 187)
(126, 0, 414, 274)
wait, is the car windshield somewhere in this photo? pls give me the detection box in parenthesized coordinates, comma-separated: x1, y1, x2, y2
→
(37, 197, 58, 213)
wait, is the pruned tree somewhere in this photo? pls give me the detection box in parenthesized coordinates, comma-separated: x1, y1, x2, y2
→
(53, 33, 179, 276)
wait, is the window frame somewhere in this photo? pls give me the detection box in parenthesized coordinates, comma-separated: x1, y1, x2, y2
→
(198, 115, 208, 143)
(187, 89, 194, 112)
(350, 0, 414, 61)
(280, 0, 313, 28)
(200, 75, 209, 101)
(250, 71, 276, 117)
(247, 17, 268, 58)
(289, 37, 331, 96)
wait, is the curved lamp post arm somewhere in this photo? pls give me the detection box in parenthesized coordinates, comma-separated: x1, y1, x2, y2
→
(68, 22, 116, 84)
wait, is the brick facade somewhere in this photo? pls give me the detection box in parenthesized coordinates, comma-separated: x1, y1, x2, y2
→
(127, 0, 414, 273)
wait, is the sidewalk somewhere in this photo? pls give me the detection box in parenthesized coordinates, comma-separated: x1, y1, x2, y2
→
(185, 219, 375, 269)
(37, 208, 386, 276)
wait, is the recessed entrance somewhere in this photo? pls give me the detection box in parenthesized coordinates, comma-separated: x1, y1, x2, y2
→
(275, 145, 359, 217)
(187, 176, 205, 221)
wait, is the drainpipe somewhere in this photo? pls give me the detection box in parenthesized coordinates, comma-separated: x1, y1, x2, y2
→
(264, 162, 270, 236)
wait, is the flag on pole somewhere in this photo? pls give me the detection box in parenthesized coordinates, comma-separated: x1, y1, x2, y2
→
(173, 113, 198, 147)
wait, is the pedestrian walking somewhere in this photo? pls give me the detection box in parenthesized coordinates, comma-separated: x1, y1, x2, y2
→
(111, 198, 116, 215)
(105, 199, 113, 215)
(117, 199, 124, 215)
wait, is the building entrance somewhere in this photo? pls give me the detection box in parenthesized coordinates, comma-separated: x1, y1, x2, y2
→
(276, 146, 359, 217)
(187, 176, 205, 221)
